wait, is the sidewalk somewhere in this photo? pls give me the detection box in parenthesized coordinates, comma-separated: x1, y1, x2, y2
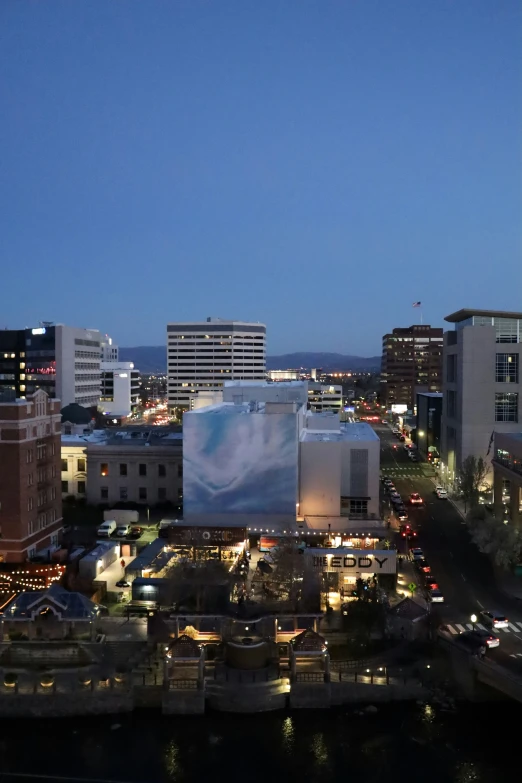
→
(441, 481, 522, 602)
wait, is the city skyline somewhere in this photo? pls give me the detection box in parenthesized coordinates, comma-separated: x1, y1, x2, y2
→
(2, 1, 521, 355)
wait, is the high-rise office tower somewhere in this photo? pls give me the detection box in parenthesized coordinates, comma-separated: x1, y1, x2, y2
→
(0, 324, 102, 408)
(380, 324, 443, 410)
(167, 318, 266, 412)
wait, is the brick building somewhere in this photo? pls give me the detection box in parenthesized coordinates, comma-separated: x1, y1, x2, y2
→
(0, 390, 63, 562)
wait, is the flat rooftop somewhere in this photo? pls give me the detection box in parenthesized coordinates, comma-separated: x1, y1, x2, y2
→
(301, 421, 379, 443)
(225, 380, 306, 389)
(445, 308, 522, 323)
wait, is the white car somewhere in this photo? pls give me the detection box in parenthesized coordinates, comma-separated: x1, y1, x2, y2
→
(430, 589, 444, 603)
(410, 547, 424, 561)
(436, 487, 448, 499)
(480, 610, 509, 630)
(115, 524, 130, 537)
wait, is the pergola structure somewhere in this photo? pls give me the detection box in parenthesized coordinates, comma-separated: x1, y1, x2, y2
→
(289, 627, 330, 682)
(164, 633, 205, 688)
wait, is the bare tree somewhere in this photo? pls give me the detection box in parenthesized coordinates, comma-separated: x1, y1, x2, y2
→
(459, 455, 490, 512)
(166, 559, 235, 612)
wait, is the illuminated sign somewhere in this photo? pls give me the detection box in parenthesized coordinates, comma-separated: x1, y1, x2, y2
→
(391, 404, 408, 414)
(168, 526, 247, 547)
(31, 328, 46, 335)
(306, 548, 396, 574)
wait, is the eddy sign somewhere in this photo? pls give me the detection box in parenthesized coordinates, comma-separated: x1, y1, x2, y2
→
(306, 548, 396, 575)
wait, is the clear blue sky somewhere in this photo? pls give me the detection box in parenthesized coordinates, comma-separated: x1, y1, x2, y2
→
(1, 0, 521, 356)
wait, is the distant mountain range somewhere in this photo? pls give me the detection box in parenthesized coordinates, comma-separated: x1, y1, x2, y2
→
(120, 347, 380, 374)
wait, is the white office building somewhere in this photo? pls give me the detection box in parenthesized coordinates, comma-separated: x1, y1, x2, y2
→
(99, 362, 140, 418)
(307, 382, 343, 413)
(441, 308, 522, 485)
(182, 382, 380, 526)
(101, 335, 119, 362)
(167, 318, 266, 412)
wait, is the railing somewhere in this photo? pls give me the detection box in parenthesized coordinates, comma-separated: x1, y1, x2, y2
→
(168, 679, 199, 690)
(294, 672, 325, 683)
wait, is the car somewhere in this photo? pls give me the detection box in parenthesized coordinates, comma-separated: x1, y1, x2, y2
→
(406, 530, 418, 541)
(381, 419, 387, 425)
(399, 435, 405, 442)
(390, 491, 401, 501)
(429, 589, 444, 603)
(129, 525, 143, 538)
(480, 610, 509, 630)
(423, 575, 438, 588)
(341, 602, 350, 616)
(115, 579, 131, 588)
(115, 523, 131, 537)
(399, 524, 411, 537)
(403, 443, 411, 452)
(469, 628, 500, 648)
(383, 478, 394, 487)
(410, 547, 424, 561)
(397, 510, 409, 523)
(409, 493, 423, 505)
(453, 631, 487, 656)
(414, 559, 431, 574)
(409, 453, 419, 462)
(436, 487, 448, 499)
(392, 429, 400, 435)
(391, 498, 404, 509)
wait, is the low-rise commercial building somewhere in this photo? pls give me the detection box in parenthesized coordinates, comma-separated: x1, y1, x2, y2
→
(307, 382, 343, 413)
(183, 382, 380, 527)
(86, 426, 183, 507)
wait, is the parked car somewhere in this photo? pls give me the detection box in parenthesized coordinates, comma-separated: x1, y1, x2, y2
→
(97, 520, 117, 538)
(129, 525, 143, 538)
(410, 547, 424, 561)
(116, 523, 131, 537)
(429, 589, 444, 603)
(414, 559, 431, 574)
(436, 487, 448, 499)
(396, 510, 409, 523)
(480, 610, 509, 630)
(468, 628, 500, 648)
(390, 491, 401, 502)
(115, 579, 131, 588)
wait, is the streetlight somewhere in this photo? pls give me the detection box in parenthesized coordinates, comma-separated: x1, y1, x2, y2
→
(471, 613, 477, 631)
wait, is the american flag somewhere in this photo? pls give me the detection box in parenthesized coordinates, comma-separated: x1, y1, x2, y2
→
(412, 301, 421, 307)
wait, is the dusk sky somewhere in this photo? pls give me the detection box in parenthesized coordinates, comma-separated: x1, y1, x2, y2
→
(1, 1, 521, 356)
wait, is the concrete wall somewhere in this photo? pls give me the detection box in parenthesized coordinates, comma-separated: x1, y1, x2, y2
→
(61, 442, 87, 498)
(299, 440, 341, 516)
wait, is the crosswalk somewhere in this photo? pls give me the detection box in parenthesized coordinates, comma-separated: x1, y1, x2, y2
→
(381, 467, 428, 479)
(445, 621, 522, 635)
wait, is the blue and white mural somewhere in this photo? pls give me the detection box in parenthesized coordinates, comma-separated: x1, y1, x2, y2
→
(183, 411, 298, 516)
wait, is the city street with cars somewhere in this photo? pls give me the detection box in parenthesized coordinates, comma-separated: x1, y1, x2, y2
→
(376, 421, 522, 675)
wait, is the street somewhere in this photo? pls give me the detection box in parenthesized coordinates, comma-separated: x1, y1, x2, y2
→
(377, 422, 522, 675)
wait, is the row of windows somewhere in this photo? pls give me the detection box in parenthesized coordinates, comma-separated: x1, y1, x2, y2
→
(99, 486, 183, 502)
(61, 458, 86, 472)
(62, 480, 85, 494)
(99, 462, 182, 478)
(495, 353, 519, 384)
(27, 509, 58, 536)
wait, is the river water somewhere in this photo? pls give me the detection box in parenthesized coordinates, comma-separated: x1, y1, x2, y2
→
(0, 702, 517, 783)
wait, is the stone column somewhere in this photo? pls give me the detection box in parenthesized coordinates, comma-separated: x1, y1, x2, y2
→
(324, 652, 331, 683)
(198, 645, 206, 688)
(493, 470, 504, 522)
